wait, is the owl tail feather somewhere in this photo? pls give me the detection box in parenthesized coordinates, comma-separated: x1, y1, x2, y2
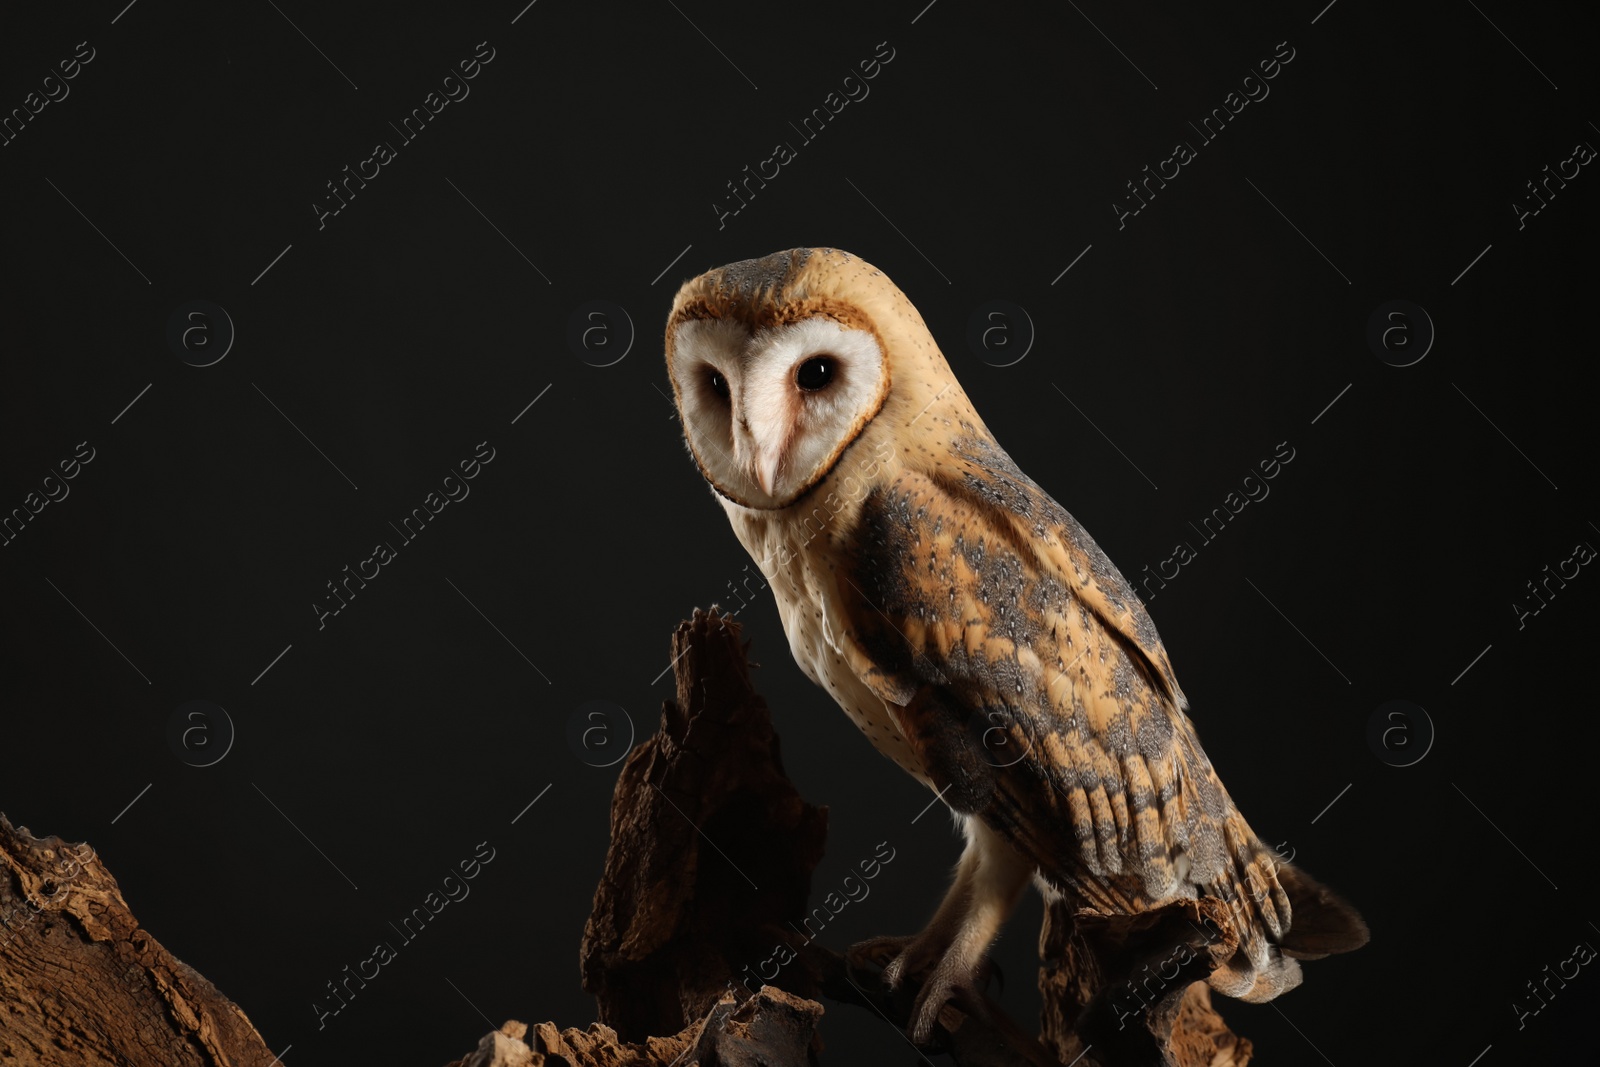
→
(1274, 860, 1370, 959)
(1204, 824, 1368, 1003)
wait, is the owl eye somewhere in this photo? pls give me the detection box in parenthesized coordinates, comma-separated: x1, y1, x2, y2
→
(706, 368, 730, 400)
(795, 356, 836, 391)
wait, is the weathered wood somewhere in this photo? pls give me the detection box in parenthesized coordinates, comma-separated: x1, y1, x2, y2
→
(487, 606, 1254, 1065)
(579, 608, 831, 1040)
(0, 814, 277, 1067)
(445, 987, 824, 1067)
(1037, 896, 1253, 1066)
(2, 606, 1252, 1067)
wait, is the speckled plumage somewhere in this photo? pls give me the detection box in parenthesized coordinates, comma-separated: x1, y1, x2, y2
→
(664, 248, 1366, 1043)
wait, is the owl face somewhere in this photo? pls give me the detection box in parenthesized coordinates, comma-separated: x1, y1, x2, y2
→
(667, 313, 889, 509)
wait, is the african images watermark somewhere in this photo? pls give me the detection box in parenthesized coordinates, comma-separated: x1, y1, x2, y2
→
(754, 440, 898, 579)
(1367, 700, 1434, 767)
(966, 301, 1035, 368)
(1512, 536, 1594, 630)
(566, 700, 636, 768)
(1366, 300, 1435, 367)
(1108, 916, 1227, 1029)
(167, 301, 236, 367)
(1136, 441, 1296, 601)
(1513, 136, 1595, 231)
(313, 42, 497, 230)
(1114, 40, 1297, 230)
(1, 441, 96, 548)
(312, 839, 497, 1029)
(167, 700, 237, 767)
(567, 301, 635, 367)
(738, 840, 897, 995)
(704, 440, 898, 630)
(1512, 931, 1595, 1030)
(712, 564, 771, 628)
(313, 440, 496, 629)
(1105, 843, 1297, 1031)
(712, 41, 896, 230)
(0, 842, 97, 950)
(0, 40, 96, 149)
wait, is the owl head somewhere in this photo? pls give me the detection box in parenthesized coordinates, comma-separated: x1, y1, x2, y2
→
(665, 247, 967, 510)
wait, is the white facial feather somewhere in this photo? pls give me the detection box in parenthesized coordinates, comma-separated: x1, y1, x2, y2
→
(669, 315, 886, 508)
(667, 316, 745, 483)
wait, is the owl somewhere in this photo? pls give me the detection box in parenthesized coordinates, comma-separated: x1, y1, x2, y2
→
(663, 248, 1367, 1057)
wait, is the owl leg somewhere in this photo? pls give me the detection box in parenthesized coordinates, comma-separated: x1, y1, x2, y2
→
(882, 816, 1033, 1044)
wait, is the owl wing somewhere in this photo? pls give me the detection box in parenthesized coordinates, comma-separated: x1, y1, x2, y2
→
(834, 432, 1283, 933)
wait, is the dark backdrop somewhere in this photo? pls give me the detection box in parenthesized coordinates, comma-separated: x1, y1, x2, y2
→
(1, 0, 1593, 1063)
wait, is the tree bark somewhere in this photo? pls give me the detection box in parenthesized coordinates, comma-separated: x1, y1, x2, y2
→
(567, 608, 1254, 1065)
(579, 608, 830, 1039)
(0, 815, 278, 1066)
(0, 608, 1255, 1066)
(1037, 898, 1254, 1066)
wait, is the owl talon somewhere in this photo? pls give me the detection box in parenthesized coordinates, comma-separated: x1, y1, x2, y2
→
(907, 966, 987, 1046)
(919, 976, 1069, 1067)
(846, 934, 915, 980)
(848, 932, 947, 991)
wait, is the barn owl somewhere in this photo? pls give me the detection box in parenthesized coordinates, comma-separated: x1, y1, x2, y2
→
(663, 247, 1367, 1057)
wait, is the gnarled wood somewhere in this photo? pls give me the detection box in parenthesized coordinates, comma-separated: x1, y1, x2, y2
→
(1038, 897, 1254, 1066)
(0, 814, 277, 1067)
(2, 607, 1251, 1067)
(579, 608, 831, 1040)
(445, 987, 824, 1067)
(570, 608, 1251, 1064)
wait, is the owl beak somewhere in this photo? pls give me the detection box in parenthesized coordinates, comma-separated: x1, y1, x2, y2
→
(753, 453, 780, 497)
(735, 427, 783, 498)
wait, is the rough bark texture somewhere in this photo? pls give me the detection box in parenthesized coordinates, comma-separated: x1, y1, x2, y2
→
(0, 814, 277, 1067)
(1, 609, 1255, 1066)
(1038, 898, 1255, 1067)
(579, 608, 831, 1039)
(567, 608, 1253, 1065)
(574, 609, 1065, 1065)
(444, 987, 824, 1067)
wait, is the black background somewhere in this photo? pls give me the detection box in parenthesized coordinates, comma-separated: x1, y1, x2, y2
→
(1, 0, 1594, 1063)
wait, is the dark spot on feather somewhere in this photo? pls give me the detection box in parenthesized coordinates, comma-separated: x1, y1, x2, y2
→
(1135, 709, 1174, 759)
(708, 248, 812, 301)
(1101, 708, 1136, 756)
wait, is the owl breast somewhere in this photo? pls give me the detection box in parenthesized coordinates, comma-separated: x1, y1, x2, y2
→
(722, 496, 934, 789)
